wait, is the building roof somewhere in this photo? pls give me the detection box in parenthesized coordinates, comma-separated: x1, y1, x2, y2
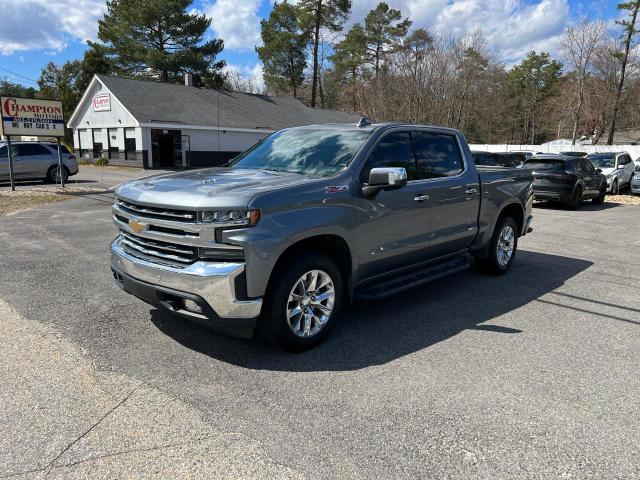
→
(95, 75, 360, 130)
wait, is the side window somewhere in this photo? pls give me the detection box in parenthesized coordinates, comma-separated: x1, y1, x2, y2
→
(0, 146, 6, 159)
(414, 132, 464, 178)
(360, 132, 418, 183)
(17, 144, 50, 156)
(581, 159, 596, 174)
(622, 155, 631, 165)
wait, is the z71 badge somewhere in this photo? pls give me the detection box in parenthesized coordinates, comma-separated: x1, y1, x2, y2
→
(325, 185, 349, 194)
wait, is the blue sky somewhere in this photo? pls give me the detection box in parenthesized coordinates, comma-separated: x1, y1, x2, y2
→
(0, 0, 621, 89)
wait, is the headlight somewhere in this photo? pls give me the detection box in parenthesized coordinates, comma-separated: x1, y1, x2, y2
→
(199, 209, 260, 226)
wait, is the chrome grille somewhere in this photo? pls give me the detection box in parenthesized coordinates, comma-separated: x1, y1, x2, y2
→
(120, 232, 197, 268)
(116, 199, 197, 223)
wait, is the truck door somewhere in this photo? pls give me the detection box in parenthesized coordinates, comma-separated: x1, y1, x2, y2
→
(0, 145, 8, 180)
(413, 131, 480, 258)
(356, 130, 432, 279)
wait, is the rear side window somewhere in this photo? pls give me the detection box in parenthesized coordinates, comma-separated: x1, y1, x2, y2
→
(0, 146, 6, 158)
(524, 160, 565, 170)
(361, 132, 418, 182)
(16, 144, 50, 156)
(414, 132, 464, 178)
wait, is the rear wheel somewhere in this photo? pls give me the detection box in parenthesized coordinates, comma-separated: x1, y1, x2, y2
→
(260, 253, 343, 351)
(566, 186, 582, 210)
(47, 165, 68, 184)
(476, 216, 518, 275)
(592, 185, 606, 204)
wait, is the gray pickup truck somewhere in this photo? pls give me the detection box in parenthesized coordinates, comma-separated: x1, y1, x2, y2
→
(111, 122, 533, 350)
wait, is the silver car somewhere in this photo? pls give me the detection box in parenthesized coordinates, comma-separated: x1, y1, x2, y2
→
(586, 152, 635, 195)
(0, 141, 79, 183)
(631, 162, 640, 195)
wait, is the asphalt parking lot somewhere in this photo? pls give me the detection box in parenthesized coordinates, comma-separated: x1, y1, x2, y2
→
(1, 196, 639, 479)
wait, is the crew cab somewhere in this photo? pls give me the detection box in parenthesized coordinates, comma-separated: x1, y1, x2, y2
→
(110, 122, 533, 350)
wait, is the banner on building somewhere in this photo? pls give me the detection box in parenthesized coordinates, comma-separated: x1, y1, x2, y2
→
(0, 97, 65, 137)
(92, 94, 111, 112)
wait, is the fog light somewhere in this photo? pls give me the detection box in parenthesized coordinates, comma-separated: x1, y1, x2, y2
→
(184, 299, 203, 314)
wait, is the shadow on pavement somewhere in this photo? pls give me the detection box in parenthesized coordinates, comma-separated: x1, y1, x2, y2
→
(533, 201, 621, 211)
(151, 250, 593, 372)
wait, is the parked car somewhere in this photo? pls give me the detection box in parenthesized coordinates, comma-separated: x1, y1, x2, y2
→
(559, 151, 588, 157)
(472, 151, 526, 167)
(110, 122, 534, 350)
(586, 152, 635, 195)
(524, 155, 607, 209)
(631, 164, 640, 195)
(0, 142, 79, 183)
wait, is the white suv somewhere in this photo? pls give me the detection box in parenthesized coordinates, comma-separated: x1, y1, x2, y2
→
(586, 152, 635, 195)
(631, 159, 640, 195)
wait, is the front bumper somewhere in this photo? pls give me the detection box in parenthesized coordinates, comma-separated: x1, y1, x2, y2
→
(110, 237, 262, 336)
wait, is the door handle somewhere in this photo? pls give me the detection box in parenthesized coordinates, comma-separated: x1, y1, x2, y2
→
(413, 194, 429, 202)
(465, 187, 478, 195)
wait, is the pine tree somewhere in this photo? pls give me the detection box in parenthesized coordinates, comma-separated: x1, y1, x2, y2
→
(257, 2, 310, 98)
(330, 23, 367, 111)
(607, 0, 640, 144)
(298, 0, 351, 107)
(90, 0, 225, 86)
(364, 2, 412, 77)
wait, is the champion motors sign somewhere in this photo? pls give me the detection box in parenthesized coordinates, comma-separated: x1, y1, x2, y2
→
(0, 97, 65, 137)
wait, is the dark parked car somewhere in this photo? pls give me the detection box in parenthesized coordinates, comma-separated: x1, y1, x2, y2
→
(472, 151, 526, 167)
(559, 151, 588, 157)
(524, 155, 607, 209)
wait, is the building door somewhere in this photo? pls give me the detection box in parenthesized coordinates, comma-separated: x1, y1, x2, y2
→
(158, 134, 174, 168)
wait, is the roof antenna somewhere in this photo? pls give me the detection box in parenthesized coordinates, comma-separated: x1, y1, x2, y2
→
(357, 117, 371, 128)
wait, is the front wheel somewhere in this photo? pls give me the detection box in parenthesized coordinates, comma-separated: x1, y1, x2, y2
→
(476, 216, 518, 275)
(611, 179, 619, 195)
(260, 253, 344, 351)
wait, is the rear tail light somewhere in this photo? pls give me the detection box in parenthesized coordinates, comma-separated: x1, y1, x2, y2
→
(69, 155, 76, 161)
(635, 165, 640, 172)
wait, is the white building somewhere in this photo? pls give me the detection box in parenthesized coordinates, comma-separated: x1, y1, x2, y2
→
(68, 74, 359, 169)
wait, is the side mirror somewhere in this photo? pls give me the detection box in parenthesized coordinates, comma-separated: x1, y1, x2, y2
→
(362, 167, 407, 198)
(617, 164, 625, 169)
(596, 168, 602, 174)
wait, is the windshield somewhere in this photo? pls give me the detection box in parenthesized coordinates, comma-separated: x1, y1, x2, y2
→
(229, 128, 372, 177)
(523, 160, 565, 170)
(587, 155, 615, 169)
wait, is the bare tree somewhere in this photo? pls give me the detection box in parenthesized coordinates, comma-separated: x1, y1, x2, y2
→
(561, 19, 605, 144)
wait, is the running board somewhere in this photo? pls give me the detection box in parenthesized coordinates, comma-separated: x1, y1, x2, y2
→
(355, 256, 471, 301)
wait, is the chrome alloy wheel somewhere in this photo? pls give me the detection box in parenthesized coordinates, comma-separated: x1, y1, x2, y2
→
(496, 225, 515, 267)
(286, 269, 335, 338)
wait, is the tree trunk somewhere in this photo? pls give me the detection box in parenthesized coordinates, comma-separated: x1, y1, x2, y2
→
(607, 3, 639, 145)
(310, 0, 322, 108)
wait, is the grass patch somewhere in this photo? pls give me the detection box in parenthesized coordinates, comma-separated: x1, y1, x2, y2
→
(0, 194, 69, 216)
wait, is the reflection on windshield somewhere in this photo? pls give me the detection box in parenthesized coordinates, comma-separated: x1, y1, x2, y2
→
(229, 128, 371, 177)
(588, 157, 615, 169)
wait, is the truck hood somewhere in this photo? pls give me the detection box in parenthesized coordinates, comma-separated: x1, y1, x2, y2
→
(115, 168, 318, 208)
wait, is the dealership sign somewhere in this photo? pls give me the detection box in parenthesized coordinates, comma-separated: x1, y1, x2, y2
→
(0, 97, 65, 137)
(92, 93, 111, 112)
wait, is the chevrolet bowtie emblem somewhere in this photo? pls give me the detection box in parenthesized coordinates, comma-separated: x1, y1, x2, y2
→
(129, 220, 146, 233)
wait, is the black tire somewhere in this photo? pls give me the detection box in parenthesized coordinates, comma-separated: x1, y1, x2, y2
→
(476, 216, 518, 275)
(566, 185, 582, 210)
(47, 165, 69, 184)
(611, 179, 619, 195)
(592, 185, 606, 204)
(259, 253, 344, 351)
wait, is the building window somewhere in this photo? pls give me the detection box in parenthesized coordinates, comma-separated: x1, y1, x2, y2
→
(124, 128, 136, 160)
(78, 129, 90, 158)
(92, 129, 104, 158)
(108, 128, 119, 159)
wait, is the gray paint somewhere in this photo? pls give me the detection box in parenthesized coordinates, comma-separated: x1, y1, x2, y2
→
(113, 123, 533, 307)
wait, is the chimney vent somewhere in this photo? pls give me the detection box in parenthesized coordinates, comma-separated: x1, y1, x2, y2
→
(185, 73, 193, 87)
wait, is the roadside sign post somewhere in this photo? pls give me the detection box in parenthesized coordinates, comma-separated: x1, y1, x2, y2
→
(6, 135, 15, 191)
(1, 96, 65, 190)
(56, 137, 65, 188)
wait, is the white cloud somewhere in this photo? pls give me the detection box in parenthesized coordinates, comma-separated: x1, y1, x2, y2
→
(0, 0, 106, 55)
(224, 62, 265, 92)
(345, 0, 571, 64)
(206, 0, 262, 51)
